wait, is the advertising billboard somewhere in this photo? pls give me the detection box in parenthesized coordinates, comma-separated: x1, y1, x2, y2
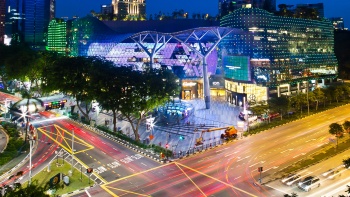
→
(223, 56, 251, 81)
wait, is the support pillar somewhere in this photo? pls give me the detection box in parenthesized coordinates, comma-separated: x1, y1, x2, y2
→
(202, 58, 210, 109)
(287, 84, 291, 96)
(277, 86, 281, 97)
(297, 82, 300, 93)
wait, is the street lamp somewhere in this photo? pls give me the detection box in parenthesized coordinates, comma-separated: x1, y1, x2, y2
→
(304, 81, 310, 115)
(28, 132, 36, 185)
(71, 129, 74, 173)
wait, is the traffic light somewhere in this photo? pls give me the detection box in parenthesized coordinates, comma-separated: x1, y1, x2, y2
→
(87, 168, 93, 173)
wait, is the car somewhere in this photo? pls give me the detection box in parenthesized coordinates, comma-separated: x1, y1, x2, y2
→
(327, 170, 341, 180)
(285, 174, 302, 186)
(281, 174, 301, 186)
(322, 165, 344, 179)
(298, 176, 320, 192)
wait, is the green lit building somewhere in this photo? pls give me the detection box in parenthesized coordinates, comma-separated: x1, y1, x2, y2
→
(47, 19, 67, 54)
(220, 8, 338, 105)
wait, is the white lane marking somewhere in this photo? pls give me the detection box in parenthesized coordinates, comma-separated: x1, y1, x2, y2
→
(237, 155, 250, 162)
(141, 162, 147, 166)
(85, 189, 92, 197)
(265, 184, 288, 194)
(233, 176, 241, 180)
(249, 163, 259, 168)
(224, 151, 238, 157)
(129, 167, 135, 172)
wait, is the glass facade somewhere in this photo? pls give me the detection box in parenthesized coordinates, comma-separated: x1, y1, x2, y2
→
(23, 0, 51, 49)
(220, 8, 338, 102)
(47, 19, 66, 54)
(0, 0, 5, 44)
(71, 17, 218, 78)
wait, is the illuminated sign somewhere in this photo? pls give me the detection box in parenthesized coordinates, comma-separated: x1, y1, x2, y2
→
(183, 82, 197, 87)
(44, 100, 67, 110)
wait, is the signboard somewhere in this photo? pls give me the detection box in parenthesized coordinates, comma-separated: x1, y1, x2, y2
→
(49, 173, 61, 187)
(223, 56, 251, 81)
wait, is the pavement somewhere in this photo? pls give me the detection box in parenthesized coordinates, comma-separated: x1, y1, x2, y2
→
(89, 96, 245, 156)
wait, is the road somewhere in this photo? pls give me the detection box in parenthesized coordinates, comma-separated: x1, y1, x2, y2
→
(0, 113, 160, 192)
(97, 104, 350, 196)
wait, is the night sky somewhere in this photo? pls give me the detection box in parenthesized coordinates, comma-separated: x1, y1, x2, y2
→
(56, 0, 349, 28)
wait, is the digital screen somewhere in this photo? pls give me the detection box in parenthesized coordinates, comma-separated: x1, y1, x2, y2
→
(223, 56, 251, 81)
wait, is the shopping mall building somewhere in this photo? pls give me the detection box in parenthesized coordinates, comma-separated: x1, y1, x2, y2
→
(47, 8, 338, 106)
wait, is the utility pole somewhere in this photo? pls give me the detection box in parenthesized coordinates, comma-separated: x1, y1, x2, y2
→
(71, 129, 74, 173)
(29, 137, 32, 185)
(307, 81, 309, 115)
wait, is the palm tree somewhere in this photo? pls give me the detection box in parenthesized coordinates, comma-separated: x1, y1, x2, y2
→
(329, 123, 344, 149)
(12, 89, 43, 144)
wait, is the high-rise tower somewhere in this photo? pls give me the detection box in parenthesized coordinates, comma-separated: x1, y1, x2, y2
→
(219, 0, 276, 17)
(23, 0, 51, 49)
(0, 0, 5, 44)
(112, 0, 146, 20)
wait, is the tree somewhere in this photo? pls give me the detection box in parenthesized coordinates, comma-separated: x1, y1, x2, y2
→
(92, 63, 132, 132)
(313, 87, 325, 110)
(343, 121, 350, 135)
(329, 123, 344, 149)
(343, 158, 350, 168)
(249, 101, 269, 117)
(321, 87, 332, 106)
(117, 68, 179, 141)
(0, 180, 49, 197)
(334, 86, 344, 103)
(284, 192, 298, 197)
(291, 93, 308, 115)
(268, 95, 290, 120)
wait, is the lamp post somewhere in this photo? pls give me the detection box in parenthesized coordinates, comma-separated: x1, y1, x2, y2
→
(29, 137, 33, 185)
(71, 129, 74, 173)
(304, 81, 310, 115)
(28, 131, 36, 185)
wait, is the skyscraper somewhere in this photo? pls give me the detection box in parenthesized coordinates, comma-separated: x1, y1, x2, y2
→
(0, 0, 5, 44)
(219, 0, 276, 17)
(112, 0, 146, 20)
(329, 17, 345, 30)
(5, 0, 25, 45)
(4, 0, 52, 47)
(47, 18, 66, 54)
(23, 0, 51, 49)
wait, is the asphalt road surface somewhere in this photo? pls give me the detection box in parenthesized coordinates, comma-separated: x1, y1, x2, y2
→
(94, 104, 350, 197)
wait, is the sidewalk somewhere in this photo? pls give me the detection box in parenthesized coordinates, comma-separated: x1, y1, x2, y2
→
(91, 96, 244, 155)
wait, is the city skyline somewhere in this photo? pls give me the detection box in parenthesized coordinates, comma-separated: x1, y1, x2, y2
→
(56, 0, 349, 28)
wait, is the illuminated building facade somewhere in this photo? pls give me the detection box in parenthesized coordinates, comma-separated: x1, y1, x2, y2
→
(329, 17, 345, 30)
(112, 0, 146, 20)
(24, 0, 52, 49)
(219, 0, 276, 17)
(220, 8, 337, 105)
(60, 12, 337, 104)
(0, 0, 5, 44)
(47, 18, 66, 54)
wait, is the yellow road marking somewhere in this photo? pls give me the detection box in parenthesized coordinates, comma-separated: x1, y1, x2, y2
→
(175, 162, 257, 197)
(104, 185, 151, 197)
(175, 163, 207, 197)
(37, 125, 94, 154)
(73, 156, 108, 183)
(100, 185, 118, 197)
(103, 162, 174, 185)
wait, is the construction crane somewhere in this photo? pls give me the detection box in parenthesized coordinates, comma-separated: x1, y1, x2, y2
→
(195, 126, 237, 146)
